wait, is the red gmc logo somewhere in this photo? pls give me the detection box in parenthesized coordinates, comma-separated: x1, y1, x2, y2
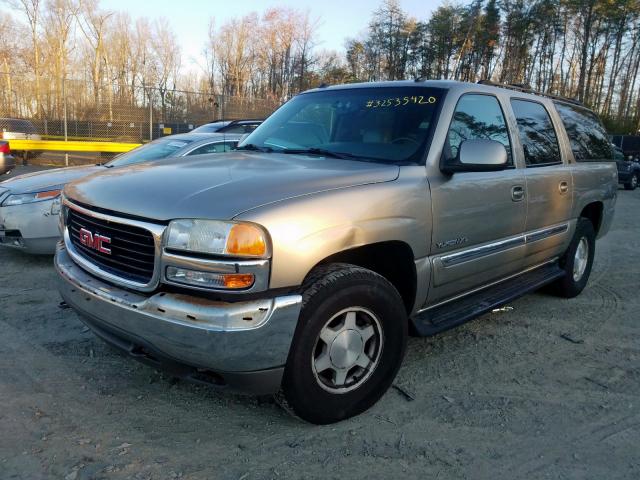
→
(79, 227, 111, 255)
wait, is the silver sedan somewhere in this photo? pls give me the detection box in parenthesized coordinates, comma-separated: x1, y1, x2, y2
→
(0, 132, 241, 254)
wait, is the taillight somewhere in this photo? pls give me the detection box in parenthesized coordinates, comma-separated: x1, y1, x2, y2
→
(0, 142, 10, 155)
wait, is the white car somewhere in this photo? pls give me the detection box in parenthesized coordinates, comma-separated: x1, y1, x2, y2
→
(0, 132, 241, 254)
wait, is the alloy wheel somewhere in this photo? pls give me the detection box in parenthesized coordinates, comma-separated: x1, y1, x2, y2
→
(311, 307, 383, 394)
(573, 236, 589, 281)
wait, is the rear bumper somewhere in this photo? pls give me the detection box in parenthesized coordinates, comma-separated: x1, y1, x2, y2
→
(55, 243, 303, 394)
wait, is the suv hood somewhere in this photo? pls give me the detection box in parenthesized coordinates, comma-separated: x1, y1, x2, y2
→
(0, 165, 104, 194)
(64, 152, 400, 221)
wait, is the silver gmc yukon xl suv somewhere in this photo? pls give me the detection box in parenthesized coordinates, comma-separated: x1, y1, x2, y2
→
(55, 80, 617, 424)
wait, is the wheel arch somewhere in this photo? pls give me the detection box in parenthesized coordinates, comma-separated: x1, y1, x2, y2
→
(306, 240, 417, 315)
(579, 201, 604, 235)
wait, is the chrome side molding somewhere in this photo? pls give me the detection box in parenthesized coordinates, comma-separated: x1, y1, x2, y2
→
(440, 223, 569, 268)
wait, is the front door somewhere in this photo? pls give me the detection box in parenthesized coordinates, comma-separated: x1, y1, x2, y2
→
(428, 93, 527, 304)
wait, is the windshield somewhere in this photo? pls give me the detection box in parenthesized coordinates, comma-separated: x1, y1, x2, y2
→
(191, 122, 229, 133)
(106, 138, 194, 167)
(239, 87, 445, 163)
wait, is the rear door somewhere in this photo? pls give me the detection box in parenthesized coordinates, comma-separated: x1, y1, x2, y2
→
(509, 99, 573, 267)
(428, 93, 527, 304)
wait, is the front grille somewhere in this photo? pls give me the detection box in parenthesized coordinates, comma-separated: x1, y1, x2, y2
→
(67, 207, 156, 283)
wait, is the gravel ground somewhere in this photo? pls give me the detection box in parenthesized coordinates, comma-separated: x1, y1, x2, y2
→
(1, 169, 638, 479)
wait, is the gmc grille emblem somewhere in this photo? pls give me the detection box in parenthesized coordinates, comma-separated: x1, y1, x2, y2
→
(79, 227, 112, 255)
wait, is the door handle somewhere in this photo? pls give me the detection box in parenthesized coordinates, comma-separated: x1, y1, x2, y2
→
(559, 181, 569, 194)
(511, 185, 525, 202)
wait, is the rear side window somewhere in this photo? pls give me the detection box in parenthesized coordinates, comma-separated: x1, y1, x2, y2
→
(187, 141, 236, 155)
(219, 125, 246, 134)
(445, 94, 512, 164)
(510, 99, 561, 167)
(219, 123, 260, 134)
(554, 102, 613, 162)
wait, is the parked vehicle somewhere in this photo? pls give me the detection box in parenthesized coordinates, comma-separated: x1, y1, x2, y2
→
(614, 145, 640, 190)
(55, 80, 617, 424)
(191, 119, 263, 134)
(0, 118, 42, 162)
(0, 132, 241, 254)
(0, 118, 41, 141)
(0, 141, 16, 175)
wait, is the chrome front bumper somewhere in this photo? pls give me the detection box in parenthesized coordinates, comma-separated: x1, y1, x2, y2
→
(55, 243, 303, 394)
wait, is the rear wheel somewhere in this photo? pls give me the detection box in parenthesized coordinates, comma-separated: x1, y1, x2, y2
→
(549, 218, 596, 298)
(624, 173, 638, 190)
(277, 264, 407, 424)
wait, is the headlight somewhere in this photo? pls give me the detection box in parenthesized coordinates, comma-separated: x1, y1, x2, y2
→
(1, 188, 62, 207)
(165, 219, 268, 258)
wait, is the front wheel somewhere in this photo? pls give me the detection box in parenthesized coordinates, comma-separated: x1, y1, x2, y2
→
(549, 218, 596, 298)
(277, 264, 407, 424)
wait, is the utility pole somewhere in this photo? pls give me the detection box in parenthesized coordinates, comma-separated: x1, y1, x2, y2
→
(63, 78, 68, 167)
(149, 87, 153, 141)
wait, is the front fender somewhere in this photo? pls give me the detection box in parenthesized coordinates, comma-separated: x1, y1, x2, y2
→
(234, 166, 431, 289)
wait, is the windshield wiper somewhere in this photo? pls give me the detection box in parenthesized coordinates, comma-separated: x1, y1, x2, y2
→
(236, 143, 274, 153)
(281, 148, 369, 161)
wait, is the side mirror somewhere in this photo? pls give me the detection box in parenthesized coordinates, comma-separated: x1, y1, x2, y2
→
(441, 139, 508, 174)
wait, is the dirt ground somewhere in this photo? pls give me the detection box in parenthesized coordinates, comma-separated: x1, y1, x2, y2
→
(1, 167, 639, 479)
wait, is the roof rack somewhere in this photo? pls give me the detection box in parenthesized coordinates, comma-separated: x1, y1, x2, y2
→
(476, 80, 583, 106)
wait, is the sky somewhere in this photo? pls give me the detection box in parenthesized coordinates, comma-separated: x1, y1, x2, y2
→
(98, 0, 441, 72)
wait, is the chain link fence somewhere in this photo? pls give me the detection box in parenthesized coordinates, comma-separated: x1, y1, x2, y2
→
(0, 73, 282, 165)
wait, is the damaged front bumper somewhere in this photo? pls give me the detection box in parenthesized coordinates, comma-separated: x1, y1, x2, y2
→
(0, 198, 60, 254)
(55, 242, 303, 394)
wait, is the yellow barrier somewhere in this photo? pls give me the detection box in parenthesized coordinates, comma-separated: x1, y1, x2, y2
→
(41, 134, 130, 142)
(8, 139, 141, 153)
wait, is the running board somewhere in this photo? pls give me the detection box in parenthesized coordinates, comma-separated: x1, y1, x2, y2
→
(411, 263, 565, 337)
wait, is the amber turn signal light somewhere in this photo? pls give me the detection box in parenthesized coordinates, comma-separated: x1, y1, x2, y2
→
(226, 223, 267, 257)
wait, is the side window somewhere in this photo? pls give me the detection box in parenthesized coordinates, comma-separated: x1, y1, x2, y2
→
(446, 94, 512, 164)
(220, 125, 246, 134)
(510, 99, 562, 167)
(553, 102, 613, 162)
(187, 142, 228, 156)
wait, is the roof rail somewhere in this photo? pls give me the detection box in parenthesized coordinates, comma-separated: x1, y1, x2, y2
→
(476, 80, 583, 106)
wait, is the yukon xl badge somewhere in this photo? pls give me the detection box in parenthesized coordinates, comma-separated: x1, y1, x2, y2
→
(436, 236, 468, 249)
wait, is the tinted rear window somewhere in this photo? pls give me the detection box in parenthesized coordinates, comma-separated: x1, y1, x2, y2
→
(511, 99, 561, 167)
(553, 102, 612, 162)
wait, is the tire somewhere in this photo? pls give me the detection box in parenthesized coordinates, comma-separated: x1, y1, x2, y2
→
(277, 263, 407, 424)
(549, 218, 596, 298)
(624, 173, 638, 190)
